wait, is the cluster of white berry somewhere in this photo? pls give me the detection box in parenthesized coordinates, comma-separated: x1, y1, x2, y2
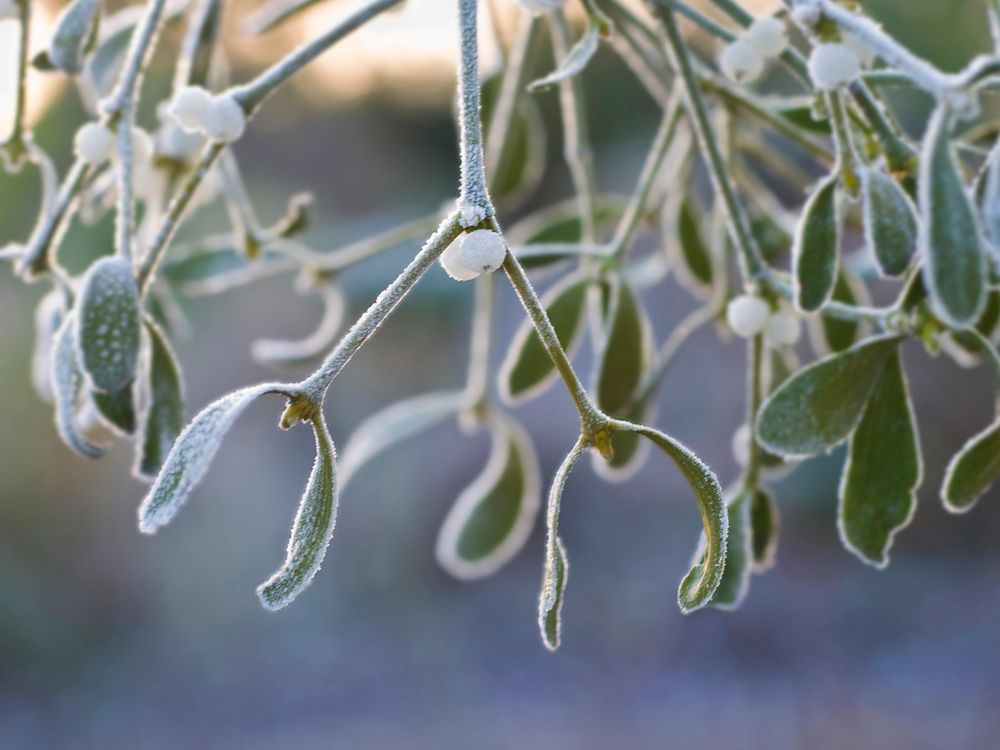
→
(726, 294, 801, 348)
(718, 16, 789, 84)
(73, 121, 153, 170)
(439, 229, 508, 281)
(791, 5, 874, 90)
(168, 86, 247, 144)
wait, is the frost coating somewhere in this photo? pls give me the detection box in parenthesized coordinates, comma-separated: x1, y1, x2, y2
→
(51, 312, 107, 459)
(455, 0, 493, 226)
(201, 94, 247, 143)
(458, 229, 507, 274)
(808, 43, 861, 90)
(439, 238, 480, 281)
(76, 257, 142, 393)
(719, 40, 765, 84)
(726, 295, 769, 338)
(169, 86, 212, 133)
(74, 123, 116, 166)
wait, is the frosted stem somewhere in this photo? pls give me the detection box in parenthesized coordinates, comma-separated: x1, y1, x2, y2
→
(456, 0, 495, 227)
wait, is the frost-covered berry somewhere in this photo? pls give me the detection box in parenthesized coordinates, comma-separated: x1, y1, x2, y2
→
(513, 0, 566, 14)
(745, 17, 789, 58)
(0, 0, 18, 20)
(440, 239, 480, 281)
(168, 86, 212, 133)
(719, 39, 765, 83)
(458, 229, 507, 274)
(764, 310, 802, 347)
(808, 43, 861, 90)
(74, 122, 115, 166)
(726, 295, 771, 338)
(201, 94, 246, 143)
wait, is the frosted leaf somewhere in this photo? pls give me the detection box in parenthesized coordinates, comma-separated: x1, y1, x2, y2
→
(436, 414, 541, 580)
(861, 167, 918, 277)
(837, 352, 921, 568)
(134, 320, 185, 480)
(594, 276, 651, 417)
(92, 381, 137, 435)
(439, 238, 480, 281)
(941, 417, 1000, 513)
(528, 18, 599, 91)
(257, 412, 338, 610)
(793, 174, 840, 313)
(48, 0, 101, 75)
(252, 283, 345, 369)
(688, 487, 751, 610)
(138, 382, 290, 533)
(31, 291, 64, 404)
(50, 312, 107, 459)
(75, 256, 141, 393)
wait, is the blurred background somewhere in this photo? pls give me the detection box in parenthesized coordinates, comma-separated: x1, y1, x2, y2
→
(2, 0, 1000, 748)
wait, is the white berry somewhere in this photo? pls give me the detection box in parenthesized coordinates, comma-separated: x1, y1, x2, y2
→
(513, 0, 565, 14)
(458, 229, 507, 274)
(764, 310, 802, 347)
(169, 86, 212, 133)
(746, 17, 789, 59)
(726, 295, 771, 338)
(719, 39, 765, 83)
(732, 422, 752, 467)
(808, 43, 861, 90)
(440, 239, 480, 281)
(74, 122, 115, 166)
(201, 94, 246, 143)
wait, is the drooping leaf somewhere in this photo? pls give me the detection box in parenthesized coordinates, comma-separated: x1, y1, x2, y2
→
(942, 417, 1000, 513)
(862, 167, 918, 277)
(527, 20, 599, 92)
(793, 174, 840, 313)
(135, 320, 186, 479)
(48, 0, 101, 75)
(756, 335, 902, 458)
(436, 416, 541, 580)
(50, 312, 106, 459)
(594, 277, 650, 416)
(919, 106, 987, 328)
(138, 382, 291, 532)
(257, 412, 338, 610)
(838, 352, 921, 567)
(251, 283, 344, 369)
(92, 382, 136, 435)
(75, 256, 141, 393)
(338, 391, 464, 487)
(500, 271, 590, 404)
(750, 486, 779, 572)
(706, 489, 751, 610)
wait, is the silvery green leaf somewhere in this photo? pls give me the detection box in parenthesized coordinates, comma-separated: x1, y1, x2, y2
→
(756, 335, 903, 458)
(76, 256, 141, 393)
(688, 487, 750, 611)
(251, 283, 344, 369)
(338, 391, 464, 487)
(750, 486, 779, 572)
(92, 382, 136, 435)
(941, 417, 1000, 513)
(50, 312, 106, 459)
(49, 0, 101, 75)
(861, 167, 918, 277)
(919, 106, 987, 329)
(31, 291, 64, 404)
(500, 271, 589, 404)
(436, 415, 541, 580)
(838, 352, 921, 568)
(257, 412, 338, 610)
(138, 382, 291, 533)
(539, 439, 585, 650)
(527, 20, 599, 92)
(794, 174, 840, 313)
(594, 277, 651, 417)
(135, 320, 185, 480)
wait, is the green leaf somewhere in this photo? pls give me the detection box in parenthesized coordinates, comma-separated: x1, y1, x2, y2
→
(861, 167, 918, 277)
(251, 283, 344, 369)
(919, 107, 987, 328)
(49, 0, 101, 75)
(135, 320, 186, 480)
(500, 271, 590, 404)
(668, 195, 714, 294)
(138, 382, 291, 532)
(51, 312, 106, 459)
(707, 489, 751, 610)
(941, 417, 1000, 513)
(257, 412, 338, 610)
(750, 486, 779, 572)
(92, 382, 136, 435)
(756, 335, 903, 458)
(793, 174, 840, 313)
(481, 76, 547, 208)
(338, 391, 464, 486)
(595, 277, 650, 416)
(436, 415, 541, 580)
(626, 425, 727, 613)
(838, 352, 921, 567)
(76, 257, 141, 393)
(527, 20, 599, 91)
(539, 440, 586, 650)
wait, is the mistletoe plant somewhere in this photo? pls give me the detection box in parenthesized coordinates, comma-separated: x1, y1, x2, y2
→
(2, 0, 1000, 650)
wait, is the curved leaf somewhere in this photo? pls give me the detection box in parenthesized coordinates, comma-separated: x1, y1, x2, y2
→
(134, 320, 186, 479)
(436, 416, 541, 580)
(920, 106, 987, 328)
(138, 382, 290, 533)
(757, 335, 902, 458)
(76, 256, 141, 393)
(528, 20, 599, 92)
(861, 167, 917, 277)
(750, 486, 779, 572)
(252, 283, 345, 369)
(699, 488, 751, 610)
(838, 352, 921, 568)
(257, 412, 338, 610)
(51, 312, 106, 459)
(793, 174, 840, 313)
(49, 0, 101, 75)
(942, 417, 1000, 513)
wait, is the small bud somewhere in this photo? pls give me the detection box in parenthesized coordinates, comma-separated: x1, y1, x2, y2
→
(73, 122, 115, 166)
(513, 0, 566, 14)
(808, 43, 861, 90)
(169, 86, 212, 133)
(440, 240, 480, 281)
(726, 295, 771, 338)
(764, 310, 802, 348)
(719, 39, 766, 83)
(201, 94, 247, 143)
(732, 422, 752, 467)
(745, 17, 789, 59)
(458, 229, 507, 274)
